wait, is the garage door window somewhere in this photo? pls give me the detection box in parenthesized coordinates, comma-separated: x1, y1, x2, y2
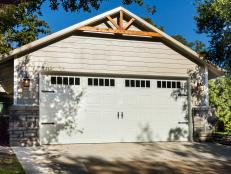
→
(51, 76, 80, 86)
(105, 79, 109, 86)
(57, 77, 62, 85)
(94, 78, 98, 86)
(75, 78, 80, 85)
(51, 77, 56, 84)
(63, 77, 68, 85)
(110, 79, 115, 86)
(157, 80, 182, 89)
(88, 78, 115, 87)
(157, 81, 161, 88)
(162, 81, 166, 88)
(69, 78, 74, 85)
(172, 81, 176, 88)
(167, 81, 171, 88)
(125, 80, 150, 88)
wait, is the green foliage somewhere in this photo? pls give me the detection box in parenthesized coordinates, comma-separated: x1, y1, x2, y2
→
(195, 0, 231, 71)
(142, 17, 164, 31)
(49, 0, 144, 12)
(209, 77, 231, 132)
(172, 35, 194, 48)
(0, 0, 50, 56)
(172, 34, 206, 54)
(142, 18, 206, 54)
(0, 0, 151, 56)
(214, 131, 231, 136)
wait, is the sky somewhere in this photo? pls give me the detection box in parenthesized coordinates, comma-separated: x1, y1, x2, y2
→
(39, 0, 209, 45)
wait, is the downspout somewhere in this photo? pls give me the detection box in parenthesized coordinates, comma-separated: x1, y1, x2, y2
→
(187, 77, 193, 142)
(204, 66, 209, 107)
(13, 55, 17, 105)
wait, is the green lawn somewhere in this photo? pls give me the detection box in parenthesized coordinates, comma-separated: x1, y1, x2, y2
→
(0, 154, 25, 174)
(214, 132, 231, 136)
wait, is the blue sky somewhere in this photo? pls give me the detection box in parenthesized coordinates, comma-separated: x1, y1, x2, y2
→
(40, 0, 209, 45)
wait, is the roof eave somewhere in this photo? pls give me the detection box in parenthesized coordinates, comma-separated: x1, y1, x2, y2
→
(0, 6, 124, 63)
(0, 6, 224, 78)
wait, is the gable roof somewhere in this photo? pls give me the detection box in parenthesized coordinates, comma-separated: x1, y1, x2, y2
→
(0, 6, 223, 78)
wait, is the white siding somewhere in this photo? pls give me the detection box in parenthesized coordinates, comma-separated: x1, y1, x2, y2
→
(14, 35, 197, 105)
(31, 36, 196, 75)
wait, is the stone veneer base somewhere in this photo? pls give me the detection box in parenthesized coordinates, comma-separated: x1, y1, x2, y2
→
(9, 106, 39, 146)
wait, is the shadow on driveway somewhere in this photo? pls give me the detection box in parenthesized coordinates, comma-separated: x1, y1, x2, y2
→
(49, 156, 231, 174)
(14, 142, 231, 174)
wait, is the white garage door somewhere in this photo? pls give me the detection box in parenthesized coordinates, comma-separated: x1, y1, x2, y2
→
(39, 75, 189, 144)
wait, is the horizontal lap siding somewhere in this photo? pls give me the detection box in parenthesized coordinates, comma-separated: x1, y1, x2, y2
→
(15, 35, 196, 105)
(28, 35, 196, 77)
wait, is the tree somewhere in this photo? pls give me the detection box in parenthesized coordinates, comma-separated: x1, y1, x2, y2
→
(195, 0, 231, 71)
(48, 0, 144, 12)
(0, 0, 151, 56)
(172, 35, 194, 48)
(142, 17, 164, 31)
(172, 34, 206, 54)
(142, 18, 206, 54)
(0, 1, 50, 56)
(209, 77, 231, 132)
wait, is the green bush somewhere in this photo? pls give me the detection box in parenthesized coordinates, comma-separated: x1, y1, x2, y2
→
(209, 77, 231, 132)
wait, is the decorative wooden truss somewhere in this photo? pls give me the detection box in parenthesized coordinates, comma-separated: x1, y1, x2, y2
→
(78, 10, 163, 38)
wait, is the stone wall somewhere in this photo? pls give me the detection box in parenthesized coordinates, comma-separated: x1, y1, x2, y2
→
(193, 107, 217, 141)
(9, 106, 39, 146)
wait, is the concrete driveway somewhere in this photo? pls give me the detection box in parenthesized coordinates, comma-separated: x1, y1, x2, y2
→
(13, 142, 231, 174)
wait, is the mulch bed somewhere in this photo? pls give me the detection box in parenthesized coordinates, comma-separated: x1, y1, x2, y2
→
(211, 134, 231, 146)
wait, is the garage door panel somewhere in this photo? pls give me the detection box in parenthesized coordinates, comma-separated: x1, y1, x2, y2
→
(40, 75, 189, 144)
(40, 124, 58, 144)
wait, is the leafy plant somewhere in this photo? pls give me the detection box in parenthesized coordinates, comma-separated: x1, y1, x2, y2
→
(0, 0, 50, 56)
(195, 0, 231, 72)
(0, 0, 154, 56)
(209, 77, 231, 132)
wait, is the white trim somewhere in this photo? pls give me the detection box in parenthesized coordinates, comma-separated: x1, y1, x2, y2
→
(204, 66, 209, 106)
(13, 60, 18, 105)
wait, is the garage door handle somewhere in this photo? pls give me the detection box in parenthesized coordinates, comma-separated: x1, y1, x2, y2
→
(121, 112, 123, 119)
(178, 121, 188, 124)
(41, 122, 55, 125)
(41, 90, 55, 93)
(117, 112, 119, 119)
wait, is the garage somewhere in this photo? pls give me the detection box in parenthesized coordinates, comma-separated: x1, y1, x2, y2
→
(2, 6, 224, 146)
(39, 74, 189, 144)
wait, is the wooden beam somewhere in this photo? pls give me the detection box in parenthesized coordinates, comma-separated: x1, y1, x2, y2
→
(106, 16, 119, 29)
(119, 10, 123, 29)
(124, 18, 135, 30)
(78, 26, 163, 38)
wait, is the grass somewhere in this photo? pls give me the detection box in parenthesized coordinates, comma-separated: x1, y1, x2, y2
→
(214, 131, 231, 136)
(0, 153, 25, 174)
